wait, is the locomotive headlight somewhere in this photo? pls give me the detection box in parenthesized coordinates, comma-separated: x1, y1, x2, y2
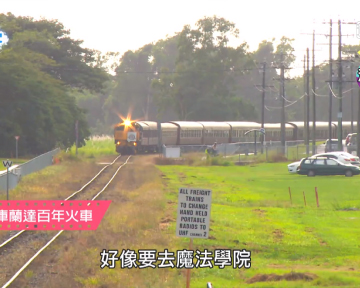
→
(134, 142, 137, 146)
(117, 141, 120, 145)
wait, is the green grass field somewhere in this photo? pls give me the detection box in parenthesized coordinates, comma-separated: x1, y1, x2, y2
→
(65, 135, 116, 158)
(158, 163, 360, 287)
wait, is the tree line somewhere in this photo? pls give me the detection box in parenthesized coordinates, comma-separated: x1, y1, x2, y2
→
(1, 13, 358, 156)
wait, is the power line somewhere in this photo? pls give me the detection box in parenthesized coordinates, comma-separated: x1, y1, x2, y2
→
(265, 94, 305, 110)
(271, 52, 295, 150)
(255, 61, 274, 153)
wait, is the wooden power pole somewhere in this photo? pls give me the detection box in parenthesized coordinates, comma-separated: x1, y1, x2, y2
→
(312, 30, 316, 154)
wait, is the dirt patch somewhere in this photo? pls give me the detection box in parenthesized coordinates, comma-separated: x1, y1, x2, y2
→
(269, 264, 357, 272)
(272, 229, 284, 242)
(160, 217, 175, 223)
(247, 272, 318, 284)
(304, 227, 327, 246)
(340, 207, 359, 211)
(235, 161, 255, 166)
(319, 239, 327, 246)
(253, 209, 266, 216)
(178, 173, 186, 182)
(136, 154, 159, 166)
(153, 157, 185, 165)
(97, 155, 118, 163)
(304, 227, 315, 233)
(208, 235, 216, 240)
(159, 223, 171, 230)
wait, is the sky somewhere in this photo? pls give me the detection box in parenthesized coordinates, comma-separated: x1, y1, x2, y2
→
(1, 0, 360, 77)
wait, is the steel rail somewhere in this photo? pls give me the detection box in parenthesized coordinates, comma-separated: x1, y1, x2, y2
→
(1, 155, 132, 288)
(0, 154, 122, 249)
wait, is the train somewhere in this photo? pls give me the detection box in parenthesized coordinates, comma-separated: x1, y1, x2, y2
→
(114, 120, 357, 154)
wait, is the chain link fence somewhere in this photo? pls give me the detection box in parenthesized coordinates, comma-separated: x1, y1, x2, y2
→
(163, 140, 351, 163)
(0, 148, 60, 193)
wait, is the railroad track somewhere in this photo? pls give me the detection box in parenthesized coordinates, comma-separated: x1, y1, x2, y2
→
(0, 154, 132, 288)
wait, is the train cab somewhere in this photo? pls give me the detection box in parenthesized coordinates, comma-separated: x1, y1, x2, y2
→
(114, 119, 139, 154)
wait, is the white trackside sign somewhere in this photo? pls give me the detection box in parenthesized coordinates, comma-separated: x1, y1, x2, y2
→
(127, 132, 136, 142)
(176, 187, 212, 239)
(2, 160, 12, 169)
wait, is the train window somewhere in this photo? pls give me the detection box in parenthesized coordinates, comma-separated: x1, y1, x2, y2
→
(115, 126, 125, 131)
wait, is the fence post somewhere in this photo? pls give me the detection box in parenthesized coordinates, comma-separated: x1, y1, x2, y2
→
(266, 146, 268, 162)
(288, 187, 292, 205)
(315, 187, 320, 207)
(297, 145, 299, 159)
(286, 143, 289, 159)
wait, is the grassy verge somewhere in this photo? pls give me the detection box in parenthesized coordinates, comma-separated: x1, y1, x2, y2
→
(12, 155, 184, 288)
(66, 135, 116, 158)
(0, 155, 104, 224)
(157, 162, 360, 287)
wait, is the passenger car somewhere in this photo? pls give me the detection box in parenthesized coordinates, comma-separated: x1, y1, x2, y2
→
(324, 139, 339, 153)
(313, 152, 360, 166)
(113, 119, 341, 155)
(297, 157, 360, 177)
(288, 159, 304, 173)
(347, 133, 357, 154)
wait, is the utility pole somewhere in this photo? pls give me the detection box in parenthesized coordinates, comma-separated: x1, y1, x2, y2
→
(351, 60, 354, 132)
(337, 20, 343, 151)
(312, 30, 316, 154)
(261, 62, 266, 132)
(358, 87, 360, 157)
(75, 120, 79, 156)
(303, 55, 307, 143)
(272, 52, 293, 154)
(254, 62, 274, 154)
(261, 62, 266, 154)
(306, 48, 310, 155)
(280, 53, 286, 152)
(328, 19, 333, 147)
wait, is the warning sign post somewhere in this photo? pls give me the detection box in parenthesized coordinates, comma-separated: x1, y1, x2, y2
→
(176, 187, 212, 239)
(176, 187, 212, 288)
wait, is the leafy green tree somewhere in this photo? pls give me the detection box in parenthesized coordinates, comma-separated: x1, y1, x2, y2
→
(152, 16, 257, 121)
(0, 14, 110, 156)
(0, 13, 109, 92)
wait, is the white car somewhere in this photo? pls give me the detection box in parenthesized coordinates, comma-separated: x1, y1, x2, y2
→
(288, 159, 304, 173)
(313, 152, 360, 166)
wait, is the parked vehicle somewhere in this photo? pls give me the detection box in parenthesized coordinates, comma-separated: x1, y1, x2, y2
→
(297, 157, 360, 177)
(347, 133, 357, 154)
(345, 133, 353, 145)
(313, 152, 360, 166)
(324, 139, 340, 153)
(288, 159, 304, 173)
